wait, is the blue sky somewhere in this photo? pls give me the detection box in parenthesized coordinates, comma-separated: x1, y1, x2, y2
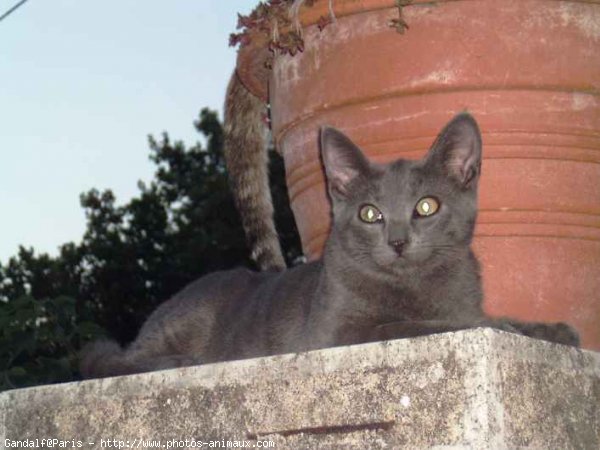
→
(0, 0, 256, 262)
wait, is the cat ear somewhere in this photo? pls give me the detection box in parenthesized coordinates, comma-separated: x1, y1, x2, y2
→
(320, 126, 370, 199)
(426, 113, 482, 188)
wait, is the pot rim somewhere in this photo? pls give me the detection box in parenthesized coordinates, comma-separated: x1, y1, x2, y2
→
(236, 0, 417, 100)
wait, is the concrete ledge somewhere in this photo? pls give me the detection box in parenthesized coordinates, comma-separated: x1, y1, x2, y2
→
(2, 328, 599, 449)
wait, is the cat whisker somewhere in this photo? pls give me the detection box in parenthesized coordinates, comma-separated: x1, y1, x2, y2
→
(412, 244, 460, 249)
(411, 244, 463, 253)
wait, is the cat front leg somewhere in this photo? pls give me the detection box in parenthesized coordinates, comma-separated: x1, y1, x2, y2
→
(486, 318, 580, 347)
(371, 318, 579, 348)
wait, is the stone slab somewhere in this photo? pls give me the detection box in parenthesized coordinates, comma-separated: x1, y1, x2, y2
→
(1, 328, 599, 449)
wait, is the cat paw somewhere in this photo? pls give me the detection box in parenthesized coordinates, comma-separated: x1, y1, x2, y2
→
(523, 322, 580, 347)
(488, 318, 580, 347)
(545, 322, 580, 347)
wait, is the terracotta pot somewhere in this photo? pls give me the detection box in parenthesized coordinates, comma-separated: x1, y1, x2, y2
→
(237, 0, 600, 349)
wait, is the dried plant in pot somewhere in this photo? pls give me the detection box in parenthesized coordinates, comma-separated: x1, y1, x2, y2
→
(232, 0, 600, 349)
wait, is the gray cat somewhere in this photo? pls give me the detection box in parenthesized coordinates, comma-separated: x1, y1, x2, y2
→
(80, 113, 578, 378)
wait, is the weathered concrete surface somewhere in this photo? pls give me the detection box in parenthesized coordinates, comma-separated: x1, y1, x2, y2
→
(1, 328, 599, 449)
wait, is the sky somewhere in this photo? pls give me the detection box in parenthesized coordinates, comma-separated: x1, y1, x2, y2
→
(0, 0, 257, 263)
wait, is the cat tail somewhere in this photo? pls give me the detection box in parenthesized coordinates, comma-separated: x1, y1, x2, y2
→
(79, 339, 137, 379)
(223, 71, 286, 271)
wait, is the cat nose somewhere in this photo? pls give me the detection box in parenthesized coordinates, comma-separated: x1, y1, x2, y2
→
(389, 239, 406, 256)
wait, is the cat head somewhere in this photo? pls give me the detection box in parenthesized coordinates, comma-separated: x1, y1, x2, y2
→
(321, 113, 482, 272)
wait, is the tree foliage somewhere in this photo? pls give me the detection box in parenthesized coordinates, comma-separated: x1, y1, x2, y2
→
(0, 108, 301, 390)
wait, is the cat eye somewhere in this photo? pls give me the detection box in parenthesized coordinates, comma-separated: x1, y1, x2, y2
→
(414, 197, 440, 217)
(359, 204, 383, 223)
